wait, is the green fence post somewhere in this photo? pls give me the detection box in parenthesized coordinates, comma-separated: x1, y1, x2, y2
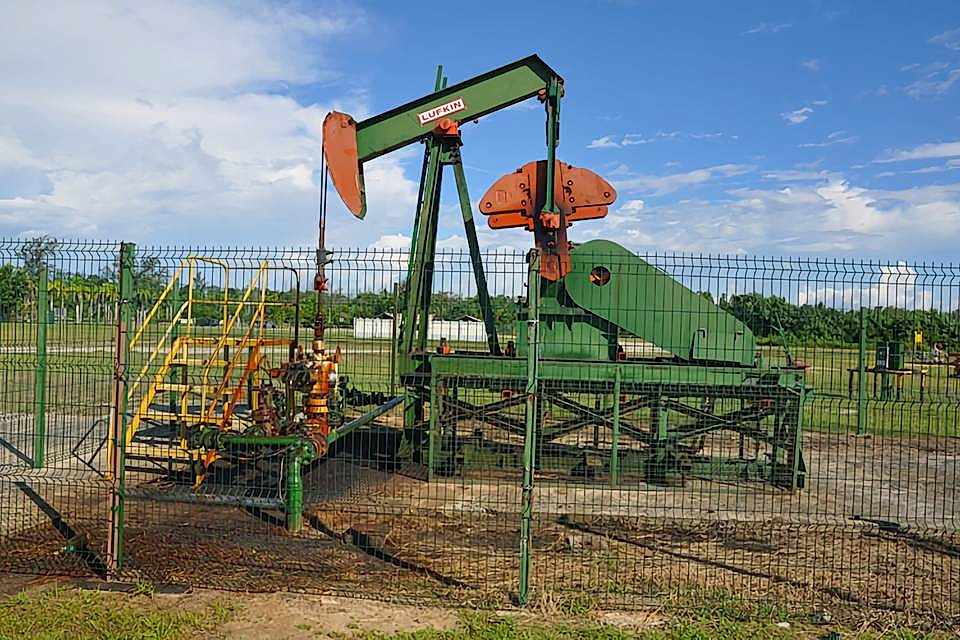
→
(32, 265, 48, 468)
(428, 369, 438, 481)
(168, 279, 180, 417)
(107, 242, 135, 577)
(610, 368, 621, 486)
(857, 307, 868, 435)
(518, 251, 541, 606)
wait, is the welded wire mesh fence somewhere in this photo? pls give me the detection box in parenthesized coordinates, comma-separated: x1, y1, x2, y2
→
(0, 239, 957, 619)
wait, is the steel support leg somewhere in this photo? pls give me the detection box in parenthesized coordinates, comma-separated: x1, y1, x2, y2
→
(452, 158, 500, 355)
(518, 252, 540, 606)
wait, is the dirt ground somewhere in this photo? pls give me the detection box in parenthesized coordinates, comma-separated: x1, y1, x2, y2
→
(0, 573, 669, 640)
(1, 430, 958, 625)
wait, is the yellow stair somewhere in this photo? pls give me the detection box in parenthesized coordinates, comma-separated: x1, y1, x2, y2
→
(123, 258, 288, 446)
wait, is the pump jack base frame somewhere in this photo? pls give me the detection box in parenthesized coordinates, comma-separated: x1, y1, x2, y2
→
(404, 354, 808, 491)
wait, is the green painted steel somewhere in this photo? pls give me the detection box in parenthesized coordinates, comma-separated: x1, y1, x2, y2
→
(285, 450, 304, 533)
(610, 369, 621, 486)
(355, 56, 561, 162)
(112, 242, 135, 570)
(517, 294, 613, 360)
(428, 370, 438, 481)
(400, 138, 443, 364)
(565, 240, 757, 366)
(200, 431, 319, 533)
(857, 307, 868, 435)
(518, 252, 541, 606)
(32, 265, 48, 468)
(542, 77, 561, 214)
(452, 157, 500, 355)
(429, 354, 804, 389)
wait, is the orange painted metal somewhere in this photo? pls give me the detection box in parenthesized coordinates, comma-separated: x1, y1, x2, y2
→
(435, 118, 460, 137)
(480, 161, 616, 229)
(479, 160, 617, 280)
(322, 111, 365, 219)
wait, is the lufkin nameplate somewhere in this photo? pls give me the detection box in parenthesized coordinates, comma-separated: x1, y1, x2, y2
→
(417, 97, 466, 125)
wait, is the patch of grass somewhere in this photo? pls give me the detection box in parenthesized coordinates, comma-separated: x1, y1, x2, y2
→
(347, 610, 957, 640)
(0, 586, 237, 640)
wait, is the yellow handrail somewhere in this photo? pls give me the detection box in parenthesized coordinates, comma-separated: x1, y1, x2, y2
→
(198, 261, 269, 417)
(126, 298, 189, 403)
(126, 257, 280, 440)
(126, 336, 186, 444)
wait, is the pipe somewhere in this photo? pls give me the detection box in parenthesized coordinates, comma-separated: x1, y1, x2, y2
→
(285, 449, 304, 533)
(197, 430, 317, 534)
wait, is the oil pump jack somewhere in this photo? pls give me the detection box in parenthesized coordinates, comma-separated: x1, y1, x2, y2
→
(317, 55, 808, 490)
(126, 55, 807, 540)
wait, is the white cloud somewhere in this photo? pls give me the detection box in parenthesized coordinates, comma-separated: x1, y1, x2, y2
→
(798, 131, 858, 148)
(905, 68, 960, 98)
(873, 159, 960, 177)
(613, 164, 754, 196)
(781, 107, 814, 125)
(622, 131, 680, 145)
(620, 199, 646, 213)
(930, 28, 960, 51)
(874, 140, 960, 163)
(0, 1, 420, 246)
(742, 22, 791, 35)
(588, 131, 735, 149)
(761, 170, 834, 182)
(801, 59, 821, 72)
(587, 136, 620, 149)
(584, 174, 960, 260)
(797, 263, 937, 310)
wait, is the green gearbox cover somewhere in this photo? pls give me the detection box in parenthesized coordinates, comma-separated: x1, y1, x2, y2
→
(563, 240, 756, 365)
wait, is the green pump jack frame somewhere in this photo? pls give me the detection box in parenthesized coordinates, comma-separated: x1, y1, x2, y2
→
(394, 61, 564, 432)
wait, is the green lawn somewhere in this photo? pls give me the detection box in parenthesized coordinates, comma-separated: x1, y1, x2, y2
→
(0, 587, 953, 640)
(0, 587, 236, 640)
(1, 320, 957, 437)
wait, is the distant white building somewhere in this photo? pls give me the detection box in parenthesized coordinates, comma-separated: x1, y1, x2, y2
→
(353, 313, 488, 343)
(353, 312, 396, 340)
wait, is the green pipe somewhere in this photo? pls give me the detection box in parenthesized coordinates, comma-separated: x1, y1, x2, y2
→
(32, 266, 48, 468)
(328, 395, 404, 445)
(285, 451, 304, 533)
(203, 431, 317, 533)
(518, 253, 541, 606)
(218, 434, 317, 452)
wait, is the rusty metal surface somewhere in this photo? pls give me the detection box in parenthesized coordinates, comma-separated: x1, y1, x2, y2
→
(479, 160, 617, 280)
(479, 160, 616, 230)
(322, 112, 365, 219)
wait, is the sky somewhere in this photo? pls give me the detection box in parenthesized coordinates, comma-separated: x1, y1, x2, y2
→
(1, 1, 959, 260)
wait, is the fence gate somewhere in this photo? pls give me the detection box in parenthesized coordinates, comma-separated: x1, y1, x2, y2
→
(0, 241, 124, 580)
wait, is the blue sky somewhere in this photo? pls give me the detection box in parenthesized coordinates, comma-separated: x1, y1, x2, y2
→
(1, 1, 959, 259)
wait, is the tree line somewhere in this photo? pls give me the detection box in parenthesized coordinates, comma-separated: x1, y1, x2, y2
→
(1, 238, 956, 349)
